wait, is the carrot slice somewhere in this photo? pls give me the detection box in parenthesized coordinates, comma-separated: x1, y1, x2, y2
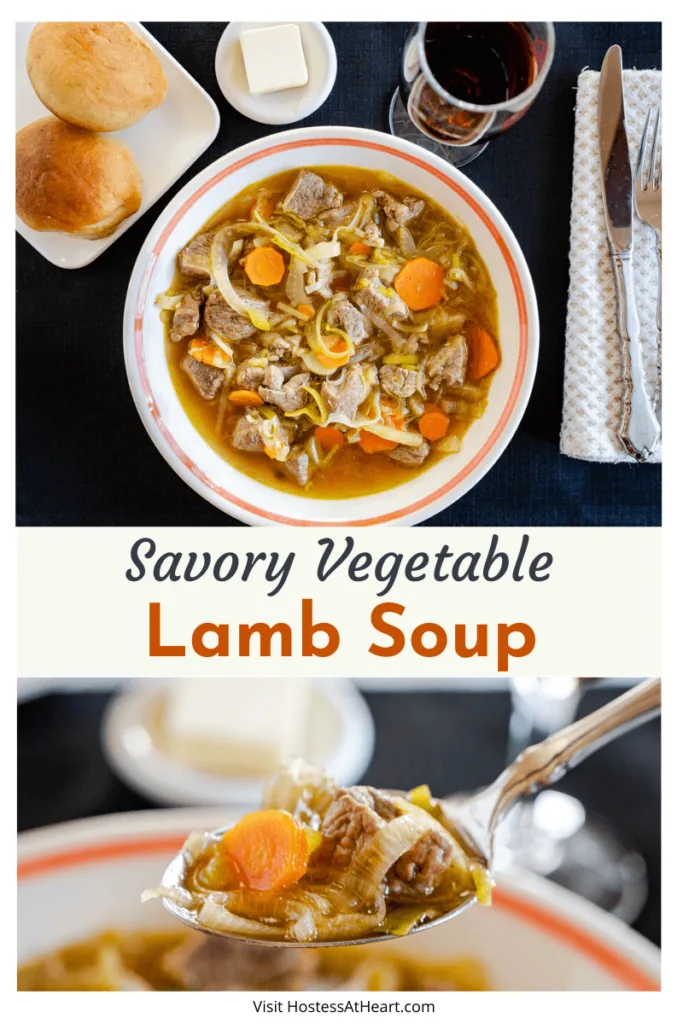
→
(228, 389, 263, 407)
(315, 425, 345, 451)
(297, 303, 315, 319)
(317, 338, 351, 369)
(250, 193, 277, 221)
(381, 396, 405, 431)
(394, 257, 445, 311)
(359, 430, 398, 453)
(468, 326, 500, 380)
(244, 246, 286, 287)
(349, 241, 372, 255)
(219, 809, 310, 891)
(419, 407, 450, 441)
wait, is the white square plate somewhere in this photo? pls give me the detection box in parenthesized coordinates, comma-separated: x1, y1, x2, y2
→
(15, 21, 220, 269)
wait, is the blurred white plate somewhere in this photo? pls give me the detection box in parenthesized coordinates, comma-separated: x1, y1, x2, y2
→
(215, 21, 337, 125)
(15, 21, 220, 269)
(102, 678, 374, 807)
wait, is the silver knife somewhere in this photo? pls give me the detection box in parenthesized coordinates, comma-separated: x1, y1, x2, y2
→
(598, 44, 660, 461)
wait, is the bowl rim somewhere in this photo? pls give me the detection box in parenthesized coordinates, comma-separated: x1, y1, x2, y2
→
(123, 125, 539, 526)
(18, 807, 660, 991)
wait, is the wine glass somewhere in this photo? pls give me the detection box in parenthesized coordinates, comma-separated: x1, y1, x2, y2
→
(494, 677, 649, 923)
(391, 22, 555, 167)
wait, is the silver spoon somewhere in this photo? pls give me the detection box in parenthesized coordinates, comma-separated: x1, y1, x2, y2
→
(157, 677, 660, 947)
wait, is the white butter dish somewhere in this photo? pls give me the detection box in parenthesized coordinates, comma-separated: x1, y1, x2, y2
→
(215, 22, 337, 126)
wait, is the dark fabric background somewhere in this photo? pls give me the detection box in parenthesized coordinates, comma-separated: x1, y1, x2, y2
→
(16, 22, 662, 526)
(17, 686, 661, 946)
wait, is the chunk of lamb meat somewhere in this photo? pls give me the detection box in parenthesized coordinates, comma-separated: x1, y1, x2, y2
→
(178, 232, 214, 277)
(321, 365, 368, 423)
(313, 786, 398, 872)
(232, 414, 265, 452)
(390, 827, 458, 896)
(263, 332, 299, 361)
(388, 440, 431, 466)
(362, 219, 384, 247)
(391, 333, 420, 356)
(328, 300, 369, 344)
(355, 271, 409, 320)
(374, 191, 425, 232)
(380, 364, 418, 399)
(349, 339, 386, 364)
(280, 170, 343, 221)
(259, 370, 310, 412)
(426, 335, 468, 390)
(284, 446, 311, 487)
(234, 358, 266, 390)
(204, 291, 257, 342)
(163, 934, 313, 992)
(170, 292, 202, 343)
(181, 353, 224, 401)
(318, 201, 354, 225)
(313, 784, 457, 897)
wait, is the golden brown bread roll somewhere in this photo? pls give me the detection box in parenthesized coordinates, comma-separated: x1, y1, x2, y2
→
(16, 117, 142, 238)
(26, 22, 167, 132)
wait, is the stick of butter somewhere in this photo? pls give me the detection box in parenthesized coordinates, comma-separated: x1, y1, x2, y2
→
(160, 678, 312, 775)
(239, 24, 309, 96)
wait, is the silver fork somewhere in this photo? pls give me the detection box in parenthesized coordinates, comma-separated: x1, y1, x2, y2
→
(634, 104, 662, 412)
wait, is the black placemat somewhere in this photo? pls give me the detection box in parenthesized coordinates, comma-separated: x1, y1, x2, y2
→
(16, 22, 661, 526)
(17, 686, 660, 946)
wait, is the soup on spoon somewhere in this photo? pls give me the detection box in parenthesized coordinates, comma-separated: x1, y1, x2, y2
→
(143, 761, 491, 944)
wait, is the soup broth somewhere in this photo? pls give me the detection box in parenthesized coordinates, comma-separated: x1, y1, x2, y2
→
(162, 166, 499, 499)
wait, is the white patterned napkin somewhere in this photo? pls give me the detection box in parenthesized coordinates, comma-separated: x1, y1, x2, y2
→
(561, 69, 661, 462)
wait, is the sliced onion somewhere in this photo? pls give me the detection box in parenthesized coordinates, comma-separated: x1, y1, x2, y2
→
(285, 257, 308, 307)
(359, 304, 405, 346)
(206, 330, 234, 357)
(361, 423, 423, 448)
(198, 893, 286, 939)
(156, 293, 183, 310)
(260, 414, 290, 462)
(140, 884, 194, 909)
(300, 349, 340, 376)
(305, 240, 341, 262)
(211, 228, 271, 331)
(314, 902, 387, 941)
(340, 813, 430, 904)
(397, 225, 416, 257)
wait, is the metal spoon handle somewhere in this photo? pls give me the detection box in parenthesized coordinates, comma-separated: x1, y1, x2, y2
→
(463, 678, 660, 855)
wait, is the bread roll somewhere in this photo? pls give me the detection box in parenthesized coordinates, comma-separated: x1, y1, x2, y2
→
(26, 22, 167, 132)
(16, 117, 142, 238)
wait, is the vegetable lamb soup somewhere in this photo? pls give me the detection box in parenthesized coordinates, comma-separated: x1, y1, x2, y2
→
(18, 929, 489, 990)
(145, 762, 491, 944)
(161, 166, 500, 498)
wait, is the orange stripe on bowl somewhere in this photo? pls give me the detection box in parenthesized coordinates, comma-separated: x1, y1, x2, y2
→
(494, 889, 660, 992)
(133, 137, 530, 526)
(17, 832, 658, 990)
(17, 835, 187, 880)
